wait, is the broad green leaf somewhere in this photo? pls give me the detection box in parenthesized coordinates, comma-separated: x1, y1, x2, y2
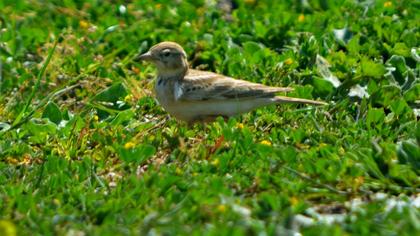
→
(389, 164, 418, 185)
(42, 102, 62, 124)
(370, 85, 401, 106)
(110, 110, 135, 126)
(243, 41, 265, 63)
(290, 85, 314, 100)
(243, 41, 263, 55)
(24, 118, 57, 135)
(403, 83, 420, 102)
(389, 99, 410, 116)
(312, 77, 334, 97)
(401, 30, 417, 47)
(94, 83, 128, 103)
(366, 107, 385, 128)
(386, 55, 408, 85)
(22, 118, 57, 143)
(118, 144, 156, 164)
(254, 21, 268, 38)
(392, 43, 410, 57)
(360, 57, 386, 78)
(347, 35, 360, 54)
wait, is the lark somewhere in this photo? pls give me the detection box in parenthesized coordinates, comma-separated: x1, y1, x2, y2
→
(137, 41, 326, 123)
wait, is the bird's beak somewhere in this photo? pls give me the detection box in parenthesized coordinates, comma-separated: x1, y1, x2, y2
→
(136, 51, 154, 61)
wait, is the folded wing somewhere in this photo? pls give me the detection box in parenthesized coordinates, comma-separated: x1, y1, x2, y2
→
(176, 69, 293, 101)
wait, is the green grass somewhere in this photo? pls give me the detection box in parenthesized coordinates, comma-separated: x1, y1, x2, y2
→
(0, 0, 419, 235)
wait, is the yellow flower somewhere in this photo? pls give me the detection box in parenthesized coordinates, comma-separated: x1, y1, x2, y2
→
(124, 142, 135, 149)
(284, 58, 293, 65)
(6, 157, 18, 165)
(217, 204, 226, 213)
(298, 14, 305, 22)
(319, 143, 328, 148)
(0, 220, 17, 236)
(79, 20, 89, 29)
(290, 196, 299, 206)
(295, 143, 310, 149)
(236, 123, 244, 129)
(53, 199, 61, 206)
(93, 115, 99, 122)
(155, 3, 162, 9)
(384, 1, 392, 7)
(260, 140, 272, 146)
(19, 154, 31, 165)
(124, 94, 133, 103)
(354, 176, 364, 187)
(211, 158, 220, 166)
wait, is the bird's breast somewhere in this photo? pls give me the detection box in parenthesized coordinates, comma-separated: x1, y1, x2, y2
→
(154, 78, 193, 121)
(155, 79, 171, 105)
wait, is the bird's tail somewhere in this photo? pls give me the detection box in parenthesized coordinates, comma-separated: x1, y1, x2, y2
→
(273, 96, 327, 105)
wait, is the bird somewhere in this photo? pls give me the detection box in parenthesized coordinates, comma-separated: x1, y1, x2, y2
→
(137, 41, 327, 123)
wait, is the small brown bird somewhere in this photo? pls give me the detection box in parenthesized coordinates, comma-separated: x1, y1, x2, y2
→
(138, 41, 326, 123)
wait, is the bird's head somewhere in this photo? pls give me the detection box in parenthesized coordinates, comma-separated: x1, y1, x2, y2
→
(137, 41, 189, 79)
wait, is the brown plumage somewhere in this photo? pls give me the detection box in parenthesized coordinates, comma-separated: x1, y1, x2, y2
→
(138, 41, 327, 123)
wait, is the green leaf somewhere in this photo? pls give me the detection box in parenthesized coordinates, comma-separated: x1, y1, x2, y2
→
(392, 43, 410, 57)
(360, 57, 386, 78)
(401, 30, 417, 47)
(356, 149, 385, 180)
(118, 144, 156, 164)
(347, 35, 360, 54)
(42, 102, 62, 124)
(415, 124, 420, 144)
(397, 139, 420, 172)
(386, 55, 408, 85)
(366, 107, 385, 128)
(243, 41, 265, 63)
(254, 21, 268, 38)
(22, 118, 57, 143)
(389, 99, 410, 116)
(389, 164, 418, 185)
(94, 83, 128, 103)
(403, 83, 420, 102)
(25, 118, 57, 134)
(110, 110, 135, 126)
(370, 85, 401, 106)
(290, 85, 314, 99)
(243, 41, 263, 54)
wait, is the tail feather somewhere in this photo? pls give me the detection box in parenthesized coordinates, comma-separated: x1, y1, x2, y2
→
(274, 96, 327, 106)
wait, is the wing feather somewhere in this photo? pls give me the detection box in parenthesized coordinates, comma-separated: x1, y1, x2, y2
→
(176, 69, 293, 101)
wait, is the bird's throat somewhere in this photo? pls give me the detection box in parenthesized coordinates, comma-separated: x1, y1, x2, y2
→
(157, 67, 188, 81)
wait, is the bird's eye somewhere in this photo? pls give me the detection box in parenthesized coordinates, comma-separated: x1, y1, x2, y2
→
(162, 51, 171, 57)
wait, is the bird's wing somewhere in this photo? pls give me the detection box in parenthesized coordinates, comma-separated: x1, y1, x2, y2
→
(175, 69, 293, 101)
